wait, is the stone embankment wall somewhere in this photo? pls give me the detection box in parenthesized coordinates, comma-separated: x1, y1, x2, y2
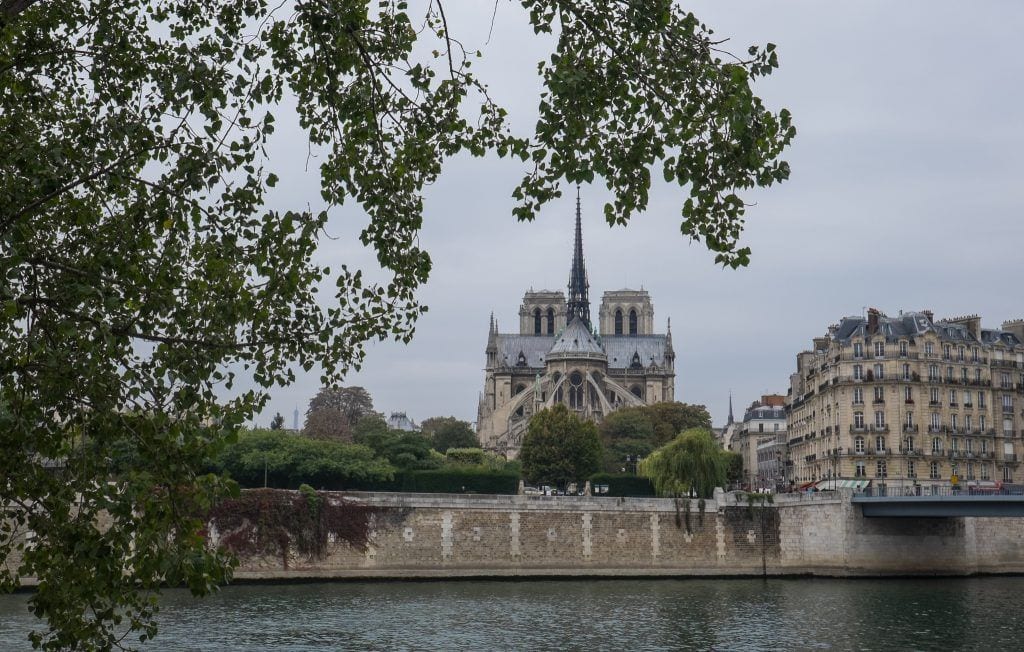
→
(229, 490, 1024, 580)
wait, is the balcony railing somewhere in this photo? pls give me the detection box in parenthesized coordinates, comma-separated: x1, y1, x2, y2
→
(902, 424, 919, 434)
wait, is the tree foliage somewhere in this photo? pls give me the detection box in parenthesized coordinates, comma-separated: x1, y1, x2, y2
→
(303, 386, 375, 441)
(1, 0, 791, 646)
(640, 428, 727, 499)
(426, 417, 479, 453)
(211, 429, 394, 490)
(270, 413, 285, 430)
(598, 402, 713, 470)
(520, 404, 603, 486)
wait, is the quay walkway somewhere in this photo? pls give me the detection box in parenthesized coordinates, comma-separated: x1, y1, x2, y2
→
(853, 485, 1024, 517)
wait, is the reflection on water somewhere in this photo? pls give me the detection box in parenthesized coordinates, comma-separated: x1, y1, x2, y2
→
(0, 576, 1019, 650)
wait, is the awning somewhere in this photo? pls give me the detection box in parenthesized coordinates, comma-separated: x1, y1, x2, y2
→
(814, 479, 871, 491)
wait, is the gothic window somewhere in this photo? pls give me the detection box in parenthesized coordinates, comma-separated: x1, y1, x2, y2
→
(614, 309, 623, 335)
(516, 351, 527, 367)
(629, 309, 638, 335)
(569, 371, 585, 410)
(630, 385, 644, 399)
(513, 384, 526, 396)
(546, 307, 555, 335)
(533, 308, 542, 335)
(630, 351, 642, 369)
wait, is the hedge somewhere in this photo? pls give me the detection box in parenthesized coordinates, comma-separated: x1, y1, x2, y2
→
(349, 469, 520, 495)
(589, 473, 656, 497)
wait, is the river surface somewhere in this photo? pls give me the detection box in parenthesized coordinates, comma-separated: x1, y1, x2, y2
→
(0, 577, 1021, 650)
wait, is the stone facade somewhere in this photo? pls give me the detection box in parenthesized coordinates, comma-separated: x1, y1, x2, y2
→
(732, 394, 787, 489)
(217, 490, 1024, 580)
(476, 199, 675, 458)
(787, 309, 1024, 491)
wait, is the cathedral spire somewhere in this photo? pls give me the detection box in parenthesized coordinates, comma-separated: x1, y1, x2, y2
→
(727, 391, 735, 426)
(567, 187, 590, 326)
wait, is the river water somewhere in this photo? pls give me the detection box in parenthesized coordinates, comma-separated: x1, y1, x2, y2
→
(0, 577, 1020, 650)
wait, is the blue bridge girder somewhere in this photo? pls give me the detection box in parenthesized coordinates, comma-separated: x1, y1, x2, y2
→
(853, 494, 1024, 518)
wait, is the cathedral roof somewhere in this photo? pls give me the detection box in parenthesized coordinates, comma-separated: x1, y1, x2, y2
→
(603, 335, 671, 369)
(492, 332, 672, 370)
(548, 319, 605, 357)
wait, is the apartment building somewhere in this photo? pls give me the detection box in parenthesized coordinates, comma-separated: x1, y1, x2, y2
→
(787, 310, 1024, 491)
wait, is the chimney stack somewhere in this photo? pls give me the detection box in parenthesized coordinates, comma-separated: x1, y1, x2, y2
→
(867, 307, 881, 334)
(922, 310, 934, 323)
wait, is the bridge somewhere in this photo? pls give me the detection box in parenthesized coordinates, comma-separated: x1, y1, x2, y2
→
(853, 485, 1024, 517)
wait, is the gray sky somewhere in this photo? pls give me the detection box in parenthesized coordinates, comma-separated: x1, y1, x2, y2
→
(255, 1, 1024, 430)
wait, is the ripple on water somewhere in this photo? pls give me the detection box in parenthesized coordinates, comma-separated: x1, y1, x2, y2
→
(0, 577, 1020, 651)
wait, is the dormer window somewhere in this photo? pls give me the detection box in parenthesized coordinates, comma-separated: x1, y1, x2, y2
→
(630, 351, 642, 369)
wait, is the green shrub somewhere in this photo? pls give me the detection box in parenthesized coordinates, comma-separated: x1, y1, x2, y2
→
(589, 473, 656, 497)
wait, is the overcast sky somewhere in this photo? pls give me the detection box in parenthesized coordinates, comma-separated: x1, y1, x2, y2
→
(254, 1, 1024, 430)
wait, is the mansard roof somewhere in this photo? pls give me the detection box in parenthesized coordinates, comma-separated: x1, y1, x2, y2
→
(832, 311, 1022, 348)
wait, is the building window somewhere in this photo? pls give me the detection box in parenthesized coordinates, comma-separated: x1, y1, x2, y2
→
(965, 438, 973, 454)
(546, 307, 555, 335)
(1004, 467, 1013, 482)
(904, 386, 913, 403)
(1003, 373, 1012, 389)
(853, 387, 864, 405)
(904, 435, 915, 451)
(855, 436, 865, 454)
(907, 460, 916, 478)
(614, 309, 623, 335)
(533, 308, 542, 335)
(855, 462, 866, 477)
(854, 365, 863, 380)
(949, 389, 957, 406)
(958, 346, 965, 362)
(925, 342, 934, 356)
(569, 371, 585, 409)
(930, 388, 939, 404)
(961, 367, 969, 383)
(854, 412, 865, 429)
(929, 365, 938, 382)
(966, 463, 975, 481)
(758, 423, 764, 433)
(853, 342, 863, 358)
(946, 366, 954, 381)
(1003, 394, 1013, 411)
(952, 438, 959, 452)
(930, 413, 941, 430)
(963, 391, 972, 407)
(951, 413, 958, 430)
(980, 438, 987, 453)
(976, 368, 982, 382)
(630, 385, 643, 399)
(875, 435, 886, 453)
(874, 411, 886, 428)
(930, 462, 940, 479)
(903, 363, 911, 381)
(874, 363, 884, 380)
(965, 415, 973, 431)
(900, 341, 908, 357)
(874, 386, 884, 403)
(876, 460, 887, 478)
(932, 437, 942, 453)
(875, 341, 885, 358)
(905, 412, 914, 428)
(628, 309, 638, 336)
(980, 415, 987, 430)
(979, 392, 987, 408)
(972, 347, 979, 363)
(944, 345, 951, 360)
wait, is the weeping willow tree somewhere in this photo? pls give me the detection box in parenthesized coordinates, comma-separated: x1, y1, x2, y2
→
(640, 428, 728, 499)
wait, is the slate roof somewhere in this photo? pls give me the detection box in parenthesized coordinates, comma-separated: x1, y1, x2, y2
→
(494, 332, 671, 369)
(833, 311, 1022, 347)
(548, 319, 604, 357)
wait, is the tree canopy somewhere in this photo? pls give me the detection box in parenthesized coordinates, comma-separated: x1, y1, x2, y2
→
(425, 417, 479, 453)
(598, 402, 713, 471)
(1, 0, 792, 646)
(520, 404, 603, 487)
(640, 428, 728, 499)
(303, 386, 376, 441)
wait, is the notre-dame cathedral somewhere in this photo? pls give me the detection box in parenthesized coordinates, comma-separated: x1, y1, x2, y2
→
(476, 196, 676, 458)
